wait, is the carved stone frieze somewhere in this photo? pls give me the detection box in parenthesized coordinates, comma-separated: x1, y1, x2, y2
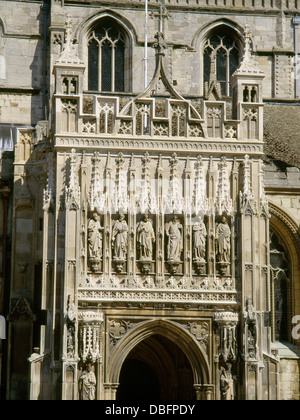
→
(78, 288, 239, 305)
(79, 274, 235, 292)
(55, 136, 264, 155)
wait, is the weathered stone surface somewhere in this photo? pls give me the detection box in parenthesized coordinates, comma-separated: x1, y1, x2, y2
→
(0, 0, 299, 401)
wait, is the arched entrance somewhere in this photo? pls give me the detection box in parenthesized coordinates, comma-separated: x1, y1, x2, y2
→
(116, 334, 194, 400)
(106, 319, 212, 400)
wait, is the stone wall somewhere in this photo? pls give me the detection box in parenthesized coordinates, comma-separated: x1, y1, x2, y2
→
(275, 342, 300, 400)
(1, 0, 300, 401)
(0, 0, 299, 128)
(280, 358, 300, 400)
(0, 1, 44, 125)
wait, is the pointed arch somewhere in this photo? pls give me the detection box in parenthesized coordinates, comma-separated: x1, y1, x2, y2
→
(269, 201, 300, 266)
(76, 10, 137, 93)
(269, 201, 300, 343)
(192, 18, 245, 50)
(193, 19, 246, 98)
(106, 318, 211, 386)
(75, 9, 139, 46)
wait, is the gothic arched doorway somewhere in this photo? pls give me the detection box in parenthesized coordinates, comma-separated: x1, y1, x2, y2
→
(116, 334, 195, 400)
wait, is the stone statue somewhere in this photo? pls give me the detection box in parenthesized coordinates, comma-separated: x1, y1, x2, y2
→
(223, 323, 238, 362)
(165, 216, 183, 262)
(193, 217, 207, 261)
(137, 214, 155, 260)
(216, 217, 231, 263)
(87, 212, 104, 260)
(112, 214, 128, 261)
(220, 364, 234, 400)
(244, 298, 258, 359)
(244, 298, 257, 323)
(66, 295, 76, 359)
(79, 364, 97, 400)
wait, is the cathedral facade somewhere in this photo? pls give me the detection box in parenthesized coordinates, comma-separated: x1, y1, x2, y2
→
(0, 0, 300, 400)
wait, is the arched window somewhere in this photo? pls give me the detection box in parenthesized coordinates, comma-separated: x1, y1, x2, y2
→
(270, 230, 291, 342)
(203, 26, 241, 98)
(88, 18, 127, 93)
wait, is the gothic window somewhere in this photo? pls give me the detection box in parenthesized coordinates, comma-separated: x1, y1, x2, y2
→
(203, 27, 241, 97)
(270, 230, 290, 342)
(88, 18, 127, 93)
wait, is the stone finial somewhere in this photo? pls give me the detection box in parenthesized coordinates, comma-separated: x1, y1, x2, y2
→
(56, 14, 83, 65)
(233, 25, 264, 76)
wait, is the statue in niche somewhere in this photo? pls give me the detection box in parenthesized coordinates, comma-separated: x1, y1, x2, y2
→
(137, 214, 155, 260)
(79, 363, 97, 401)
(220, 364, 234, 400)
(112, 214, 128, 261)
(251, 86, 257, 102)
(165, 215, 183, 262)
(87, 212, 104, 261)
(193, 217, 207, 262)
(66, 295, 76, 359)
(216, 217, 231, 263)
(244, 298, 258, 359)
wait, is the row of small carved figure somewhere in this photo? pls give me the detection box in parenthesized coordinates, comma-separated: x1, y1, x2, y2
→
(87, 213, 231, 265)
(79, 274, 234, 291)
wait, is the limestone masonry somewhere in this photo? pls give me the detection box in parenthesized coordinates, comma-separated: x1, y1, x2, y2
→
(0, 0, 299, 400)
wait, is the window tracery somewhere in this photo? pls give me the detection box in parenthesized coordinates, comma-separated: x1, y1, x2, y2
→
(270, 230, 290, 342)
(88, 18, 126, 93)
(203, 27, 241, 98)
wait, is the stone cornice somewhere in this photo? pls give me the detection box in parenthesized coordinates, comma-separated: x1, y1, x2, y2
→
(54, 135, 264, 156)
(78, 288, 240, 306)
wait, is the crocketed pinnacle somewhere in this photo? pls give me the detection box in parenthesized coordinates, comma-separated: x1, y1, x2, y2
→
(233, 25, 264, 76)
